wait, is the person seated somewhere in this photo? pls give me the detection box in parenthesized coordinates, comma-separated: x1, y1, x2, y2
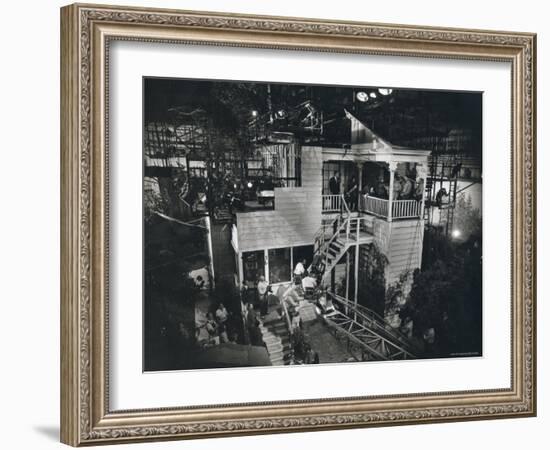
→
(215, 303, 228, 325)
(205, 313, 219, 346)
(301, 275, 317, 300)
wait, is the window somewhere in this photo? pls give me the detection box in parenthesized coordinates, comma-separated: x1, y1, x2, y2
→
(268, 248, 291, 284)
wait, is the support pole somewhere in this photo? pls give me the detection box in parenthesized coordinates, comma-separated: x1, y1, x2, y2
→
(354, 244, 359, 321)
(357, 162, 364, 212)
(345, 251, 350, 315)
(238, 251, 244, 288)
(418, 163, 428, 220)
(417, 163, 428, 268)
(205, 216, 216, 289)
(388, 161, 397, 222)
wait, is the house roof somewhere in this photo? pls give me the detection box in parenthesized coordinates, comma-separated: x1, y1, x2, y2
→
(320, 110, 431, 164)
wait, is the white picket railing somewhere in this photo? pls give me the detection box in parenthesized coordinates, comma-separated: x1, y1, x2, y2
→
(360, 196, 388, 218)
(391, 199, 421, 219)
(321, 194, 342, 212)
(360, 195, 421, 220)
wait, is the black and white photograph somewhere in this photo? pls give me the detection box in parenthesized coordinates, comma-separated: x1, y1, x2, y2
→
(143, 78, 483, 372)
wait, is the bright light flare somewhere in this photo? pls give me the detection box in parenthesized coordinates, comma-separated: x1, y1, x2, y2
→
(356, 91, 369, 102)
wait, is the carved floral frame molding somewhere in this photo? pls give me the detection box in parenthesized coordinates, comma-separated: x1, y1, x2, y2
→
(60, 3, 536, 446)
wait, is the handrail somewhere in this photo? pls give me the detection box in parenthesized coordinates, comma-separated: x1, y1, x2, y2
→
(340, 193, 351, 216)
(327, 291, 420, 355)
(322, 215, 350, 270)
(314, 194, 350, 253)
(312, 194, 353, 277)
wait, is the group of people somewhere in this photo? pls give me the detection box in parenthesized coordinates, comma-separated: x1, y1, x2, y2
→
(202, 302, 237, 347)
(240, 277, 280, 347)
(328, 170, 423, 209)
(328, 171, 359, 210)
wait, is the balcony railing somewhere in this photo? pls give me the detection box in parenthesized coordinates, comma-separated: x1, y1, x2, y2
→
(361, 196, 388, 218)
(359, 195, 421, 220)
(322, 194, 422, 220)
(391, 198, 422, 219)
(321, 194, 343, 212)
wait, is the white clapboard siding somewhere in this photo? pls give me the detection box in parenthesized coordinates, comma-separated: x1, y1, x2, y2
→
(236, 147, 323, 252)
(385, 219, 424, 285)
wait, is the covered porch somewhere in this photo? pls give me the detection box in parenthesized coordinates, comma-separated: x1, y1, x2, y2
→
(322, 191, 423, 221)
(321, 110, 430, 222)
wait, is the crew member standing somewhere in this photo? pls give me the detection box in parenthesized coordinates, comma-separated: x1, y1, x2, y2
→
(328, 171, 341, 195)
(257, 275, 268, 306)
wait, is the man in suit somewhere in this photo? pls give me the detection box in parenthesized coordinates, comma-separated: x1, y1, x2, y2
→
(328, 171, 340, 195)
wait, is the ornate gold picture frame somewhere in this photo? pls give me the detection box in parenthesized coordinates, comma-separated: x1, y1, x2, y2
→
(60, 3, 536, 446)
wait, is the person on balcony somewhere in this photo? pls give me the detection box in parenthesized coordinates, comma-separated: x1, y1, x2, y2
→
(393, 173, 403, 200)
(401, 176, 413, 199)
(375, 175, 387, 199)
(329, 171, 341, 195)
(346, 176, 358, 210)
(414, 178, 425, 201)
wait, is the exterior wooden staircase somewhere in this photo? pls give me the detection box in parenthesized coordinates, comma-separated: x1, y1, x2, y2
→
(313, 195, 373, 285)
(259, 314, 293, 365)
(309, 195, 421, 361)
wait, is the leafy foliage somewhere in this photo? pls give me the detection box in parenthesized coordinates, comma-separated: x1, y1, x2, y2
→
(453, 192, 482, 239)
(400, 229, 482, 357)
(357, 244, 388, 316)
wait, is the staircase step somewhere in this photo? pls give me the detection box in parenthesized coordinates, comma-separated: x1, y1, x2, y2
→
(269, 350, 284, 360)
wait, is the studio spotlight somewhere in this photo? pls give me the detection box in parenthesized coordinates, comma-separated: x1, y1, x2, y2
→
(356, 91, 369, 102)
